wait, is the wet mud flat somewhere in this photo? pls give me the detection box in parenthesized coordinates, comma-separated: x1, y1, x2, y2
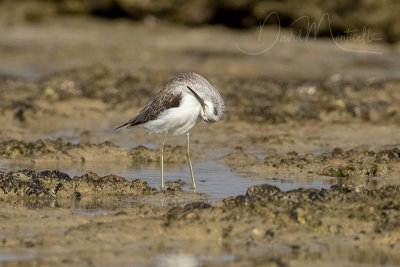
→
(0, 18, 399, 266)
(0, 68, 399, 266)
(0, 170, 400, 266)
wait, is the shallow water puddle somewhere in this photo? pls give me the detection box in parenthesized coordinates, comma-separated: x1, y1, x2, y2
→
(119, 161, 331, 201)
(0, 160, 331, 202)
(155, 253, 235, 267)
(116, 161, 268, 201)
(0, 251, 35, 264)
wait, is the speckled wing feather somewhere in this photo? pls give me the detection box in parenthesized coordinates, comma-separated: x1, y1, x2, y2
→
(115, 90, 182, 130)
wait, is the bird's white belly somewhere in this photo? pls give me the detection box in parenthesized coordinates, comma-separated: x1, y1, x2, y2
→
(143, 94, 202, 136)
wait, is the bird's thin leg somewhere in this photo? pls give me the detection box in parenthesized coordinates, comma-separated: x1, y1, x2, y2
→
(160, 132, 168, 190)
(186, 132, 196, 190)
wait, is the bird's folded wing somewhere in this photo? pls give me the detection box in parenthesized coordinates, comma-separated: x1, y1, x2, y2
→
(117, 90, 183, 129)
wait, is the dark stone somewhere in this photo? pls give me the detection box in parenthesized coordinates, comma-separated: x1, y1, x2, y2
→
(246, 184, 282, 202)
(40, 170, 71, 181)
(114, 211, 128, 216)
(183, 202, 211, 211)
(73, 191, 82, 200)
(265, 229, 275, 238)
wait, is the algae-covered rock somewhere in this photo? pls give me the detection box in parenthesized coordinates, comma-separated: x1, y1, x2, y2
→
(167, 201, 212, 221)
(227, 183, 400, 232)
(223, 147, 399, 180)
(0, 169, 155, 199)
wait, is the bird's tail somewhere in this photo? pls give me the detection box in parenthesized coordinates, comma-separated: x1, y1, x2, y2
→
(114, 122, 129, 131)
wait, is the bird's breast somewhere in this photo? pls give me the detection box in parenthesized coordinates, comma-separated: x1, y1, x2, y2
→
(143, 94, 202, 135)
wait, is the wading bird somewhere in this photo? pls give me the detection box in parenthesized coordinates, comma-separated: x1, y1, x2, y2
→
(115, 72, 225, 190)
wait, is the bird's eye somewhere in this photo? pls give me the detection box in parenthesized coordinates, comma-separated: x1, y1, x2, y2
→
(213, 107, 218, 116)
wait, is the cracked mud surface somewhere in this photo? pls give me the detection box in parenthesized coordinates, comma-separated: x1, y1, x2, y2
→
(0, 17, 399, 267)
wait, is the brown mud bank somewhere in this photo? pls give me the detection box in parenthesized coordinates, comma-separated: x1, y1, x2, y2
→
(2, 0, 400, 43)
(1, 65, 400, 126)
(0, 139, 198, 164)
(1, 65, 399, 158)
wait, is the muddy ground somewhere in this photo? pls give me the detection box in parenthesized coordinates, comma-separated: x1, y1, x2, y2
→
(0, 17, 400, 266)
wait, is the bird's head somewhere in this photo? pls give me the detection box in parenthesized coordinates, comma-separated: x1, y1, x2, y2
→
(200, 99, 225, 122)
(187, 85, 225, 123)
